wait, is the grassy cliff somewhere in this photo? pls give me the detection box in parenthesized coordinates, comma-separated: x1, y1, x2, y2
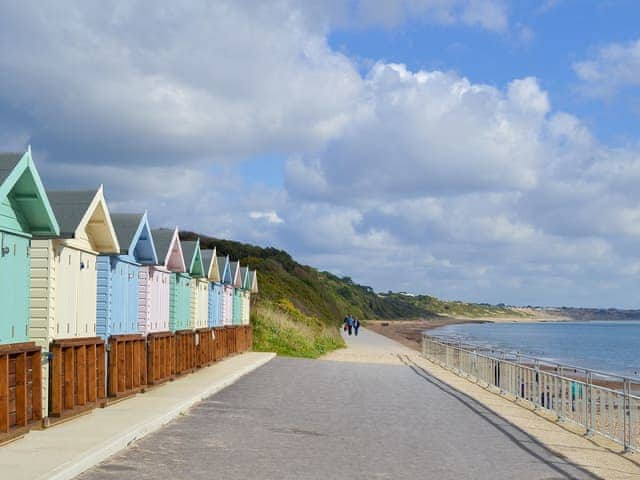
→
(181, 232, 525, 357)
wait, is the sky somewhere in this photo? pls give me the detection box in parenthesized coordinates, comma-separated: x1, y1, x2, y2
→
(2, 1, 640, 308)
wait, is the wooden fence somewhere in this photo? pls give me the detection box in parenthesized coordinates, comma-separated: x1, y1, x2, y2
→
(48, 337, 106, 420)
(174, 330, 198, 376)
(107, 334, 147, 398)
(197, 328, 216, 368)
(146, 332, 175, 386)
(0, 342, 41, 441)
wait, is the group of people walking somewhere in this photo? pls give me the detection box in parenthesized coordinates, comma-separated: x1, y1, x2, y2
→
(343, 314, 360, 336)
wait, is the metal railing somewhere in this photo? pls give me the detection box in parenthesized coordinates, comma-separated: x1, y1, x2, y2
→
(422, 334, 640, 451)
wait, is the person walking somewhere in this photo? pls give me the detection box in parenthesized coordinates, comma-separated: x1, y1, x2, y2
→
(346, 314, 354, 336)
(343, 315, 350, 333)
(353, 317, 360, 336)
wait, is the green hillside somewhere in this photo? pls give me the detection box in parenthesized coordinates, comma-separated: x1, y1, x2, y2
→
(180, 232, 526, 357)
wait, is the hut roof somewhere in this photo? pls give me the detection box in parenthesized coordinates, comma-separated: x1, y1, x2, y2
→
(111, 213, 144, 254)
(0, 150, 59, 236)
(46, 189, 98, 237)
(152, 228, 175, 262)
(0, 153, 22, 185)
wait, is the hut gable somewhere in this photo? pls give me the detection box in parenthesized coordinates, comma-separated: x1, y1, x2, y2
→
(182, 240, 204, 278)
(230, 260, 242, 288)
(240, 266, 250, 290)
(111, 212, 158, 264)
(250, 270, 259, 293)
(0, 148, 59, 237)
(217, 255, 232, 284)
(201, 248, 220, 282)
(152, 227, 186, 272)
(47, 186, 119, 253)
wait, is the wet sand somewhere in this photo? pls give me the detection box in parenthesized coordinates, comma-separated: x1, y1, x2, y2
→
(366, 318, 484, 351)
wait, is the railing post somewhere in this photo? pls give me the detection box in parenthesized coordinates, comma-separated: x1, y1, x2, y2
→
(624, 378, 631, 452)
(586, 370, 594, 437)
(534, 360, 540, 410)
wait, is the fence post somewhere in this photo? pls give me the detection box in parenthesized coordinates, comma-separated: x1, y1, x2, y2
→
(624, 378, 631, 452)
(586, 370, 594, 437)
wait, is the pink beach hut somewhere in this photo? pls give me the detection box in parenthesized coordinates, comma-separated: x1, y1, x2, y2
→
(217, 255, 233, 326)
(141, 227, 186, 334)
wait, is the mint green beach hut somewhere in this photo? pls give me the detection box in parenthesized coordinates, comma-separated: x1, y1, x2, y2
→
(230, 260, 243, 325)
(0, 149, 59, 345)
(152, 228, 189, 332)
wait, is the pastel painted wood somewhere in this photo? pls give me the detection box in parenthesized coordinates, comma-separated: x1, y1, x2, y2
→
(0, 149, 59, 346)
(218, 255, 234, 326)
(29, 185, 119, 416)
(140, 227, 184, 335)
(152, 228, 190, 332)
(240, 267, 251, 325)
(96, 212, 158, 338)
(201, 249, 223, 327)
(230, 260, 243, 325)
(182, 239, 208, 330)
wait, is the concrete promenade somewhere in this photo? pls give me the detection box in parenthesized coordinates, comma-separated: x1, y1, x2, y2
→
(78, 329, 595, 479)
(0, 352, 275, 480)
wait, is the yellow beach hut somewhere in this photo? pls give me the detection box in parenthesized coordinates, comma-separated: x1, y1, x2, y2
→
(30, 186, 120, 419)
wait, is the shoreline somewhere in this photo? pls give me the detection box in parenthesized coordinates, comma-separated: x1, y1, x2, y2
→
(364, 311, 596, 353)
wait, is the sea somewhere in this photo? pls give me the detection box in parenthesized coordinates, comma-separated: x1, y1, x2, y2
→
(429, 320, 640, 379)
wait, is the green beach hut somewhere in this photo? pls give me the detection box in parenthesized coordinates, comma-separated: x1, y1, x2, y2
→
(230, 260, 243, 325)
(152, 228, 190, 332)
(0, 148, 59, 345)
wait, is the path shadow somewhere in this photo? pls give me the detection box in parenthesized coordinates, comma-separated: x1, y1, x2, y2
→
(398, 355, 601, 480)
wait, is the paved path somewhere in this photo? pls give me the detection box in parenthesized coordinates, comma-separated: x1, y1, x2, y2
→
(78, 329, 595, 480)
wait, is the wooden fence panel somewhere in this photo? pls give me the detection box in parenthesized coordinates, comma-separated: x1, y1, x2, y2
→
(48, 337, 105, 421)
(0, 342, 42, 440)
(146, 331, 175, 386)
(107, 334, 147, 398)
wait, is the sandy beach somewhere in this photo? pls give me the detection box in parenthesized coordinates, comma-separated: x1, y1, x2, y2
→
(366, 309, 571, 352)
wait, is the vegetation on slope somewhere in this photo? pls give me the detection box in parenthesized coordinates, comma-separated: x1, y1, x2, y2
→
(181, 231, 527, 356)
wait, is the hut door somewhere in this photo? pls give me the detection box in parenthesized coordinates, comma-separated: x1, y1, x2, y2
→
(0, 232, 30, 343)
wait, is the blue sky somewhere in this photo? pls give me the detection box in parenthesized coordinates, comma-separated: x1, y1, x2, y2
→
(3, 1, 640, 308)
(330, 0, 640, 144)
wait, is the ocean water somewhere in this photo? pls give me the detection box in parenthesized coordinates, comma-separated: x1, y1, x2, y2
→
(429, 320, 640, 378)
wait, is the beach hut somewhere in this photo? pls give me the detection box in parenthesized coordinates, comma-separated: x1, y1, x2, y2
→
(240, 267, 251, 326)
(97, 212, 157, 398)
(97, 212, 158, 338)
(230, 260, 243, 325)
(0, 149, 59, 435)
(139, 227, 182, 335)
(30, 186, 120, 418)
(249, 270, 259, 295)
(152, 228, 189, 332)
(182, 240, 208, 330)
(218, 255, 233, 326)
(0, 150, 59, 344)
(144, 227, 185, 384)
(202, 249, 222, 328)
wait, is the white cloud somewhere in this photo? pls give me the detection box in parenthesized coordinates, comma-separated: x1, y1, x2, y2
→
(249, 211, 285, 225)
(573, 38, 640, 98)
(3, 1, 640, 307)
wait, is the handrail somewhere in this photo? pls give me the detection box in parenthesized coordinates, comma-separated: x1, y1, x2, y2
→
(429, 333, 640, 384)
(422, 333, 639, 452)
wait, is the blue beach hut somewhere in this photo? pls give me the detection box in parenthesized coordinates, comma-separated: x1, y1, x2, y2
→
(96, 212, 158, 338)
